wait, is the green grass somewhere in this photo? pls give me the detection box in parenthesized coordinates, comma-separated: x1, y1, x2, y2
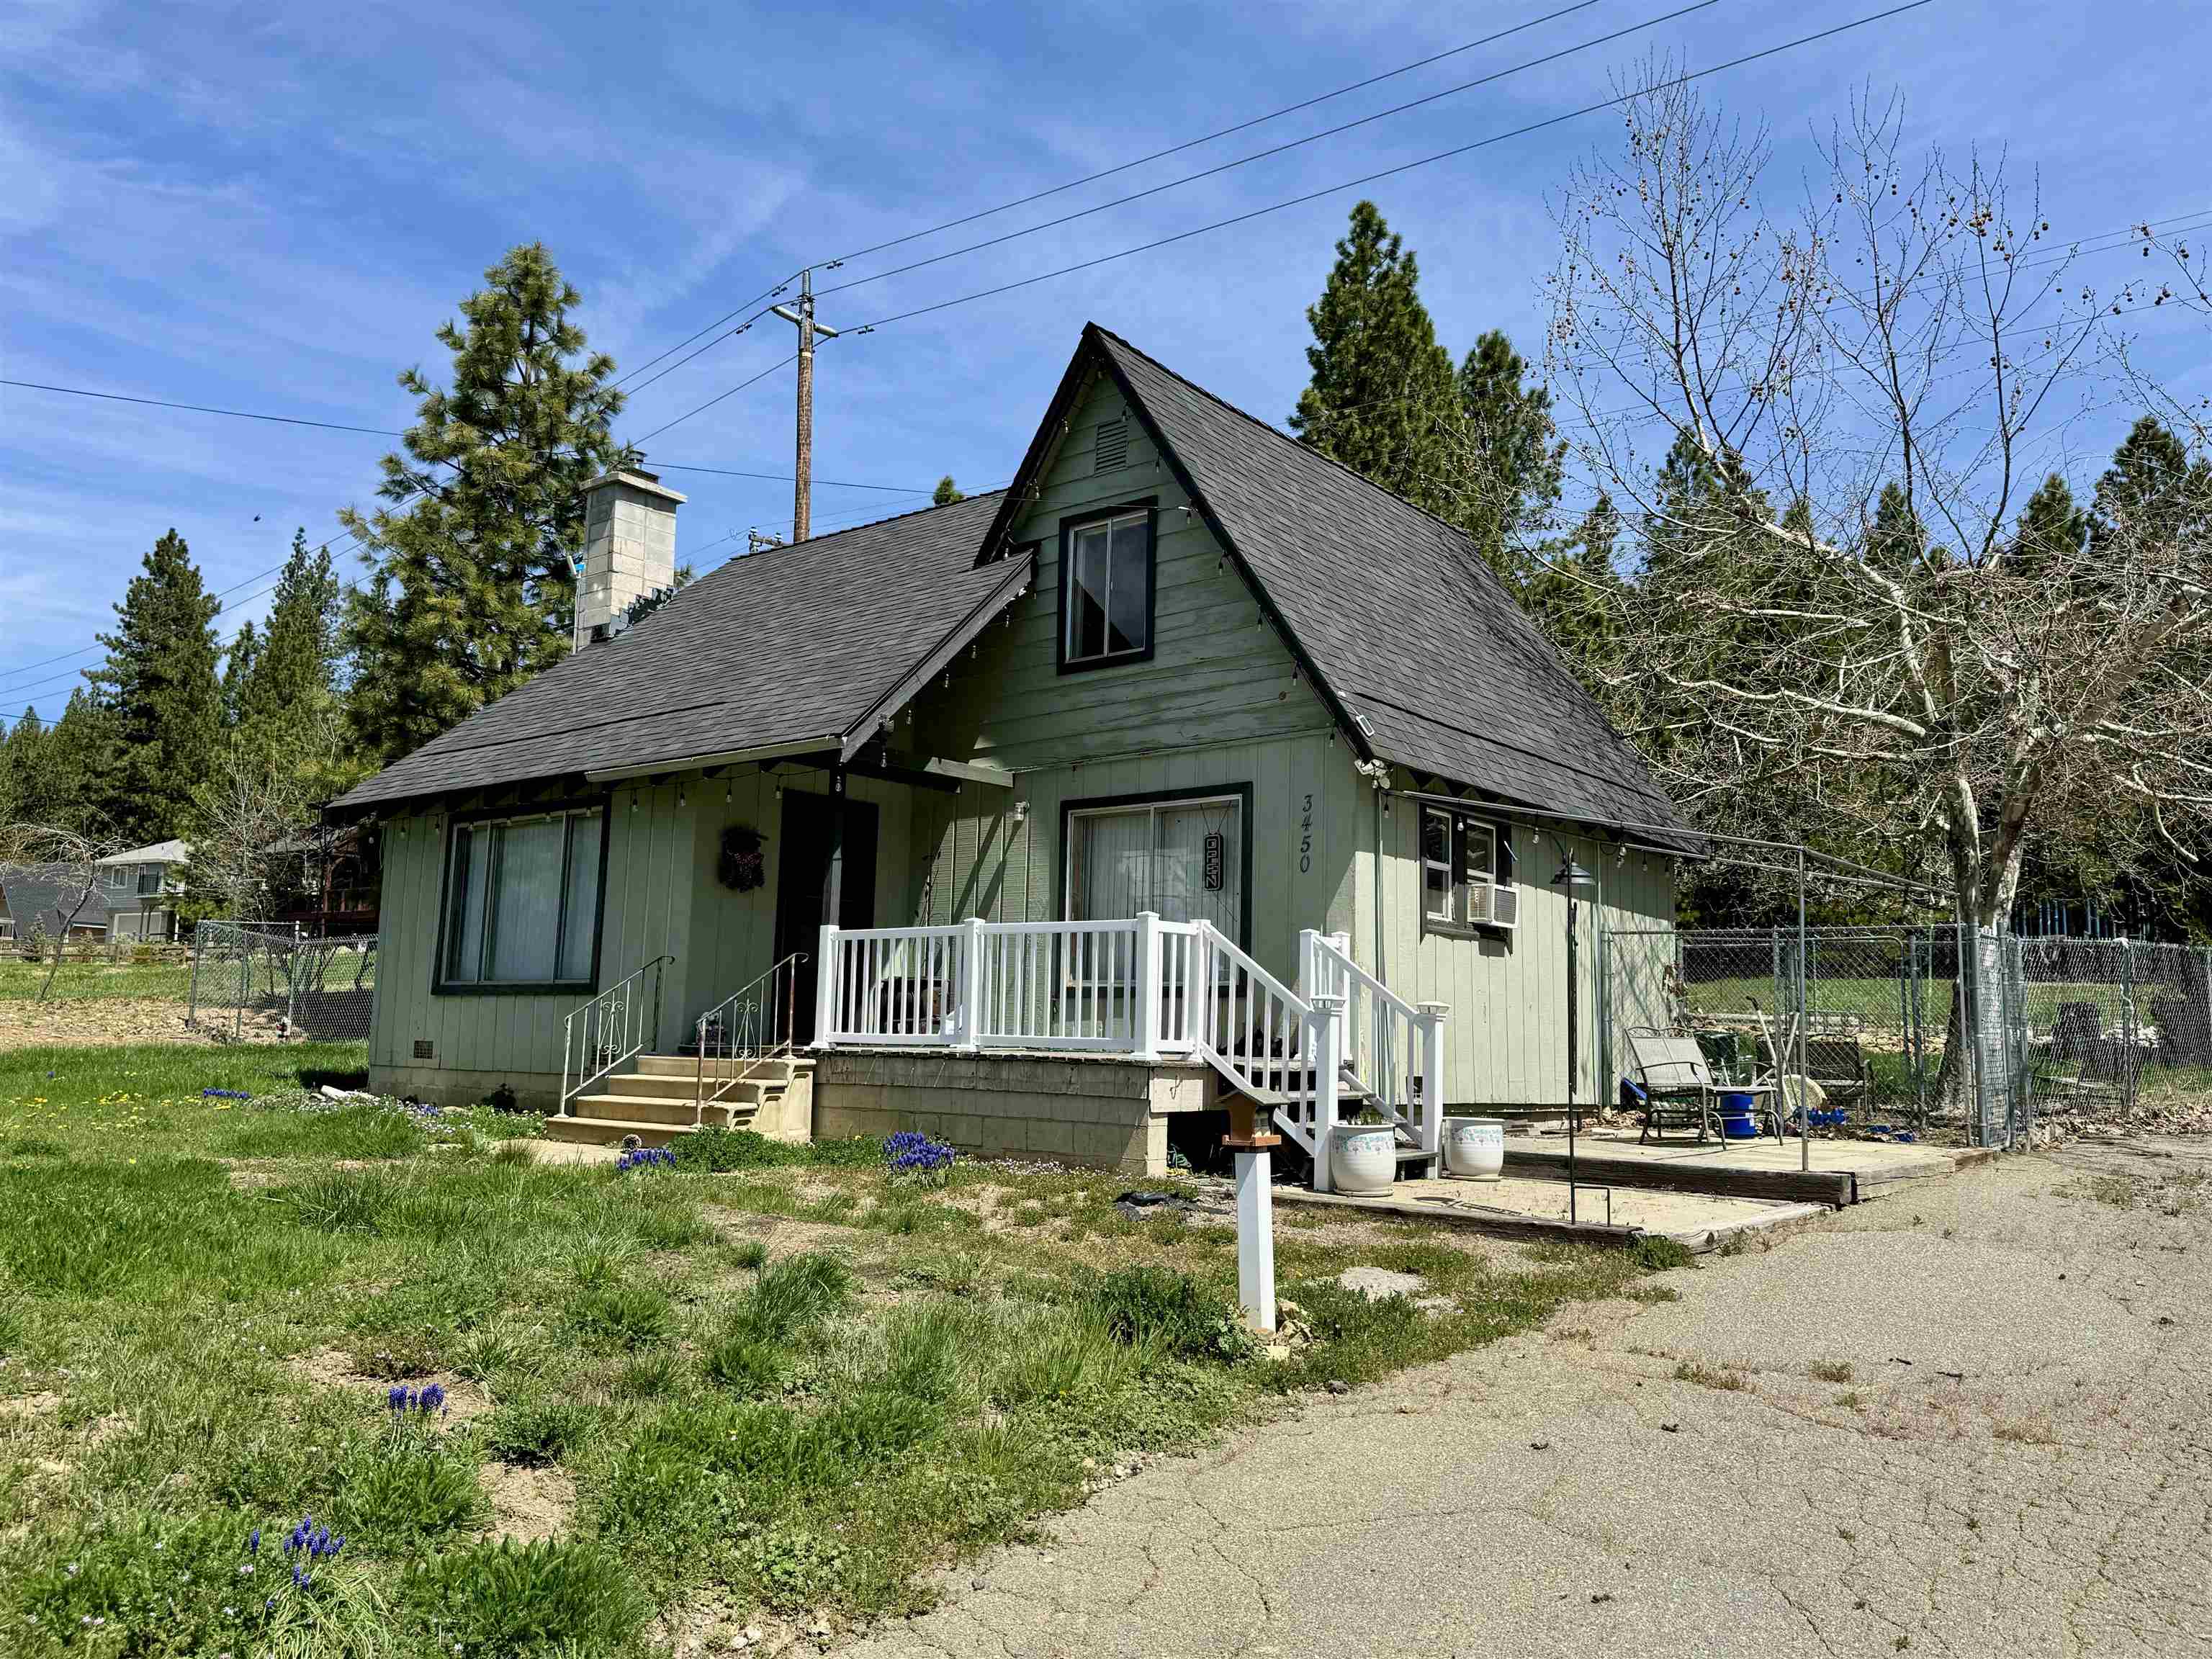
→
(0, 957, 194, 1002)
(0, 1041, 1674, 1655)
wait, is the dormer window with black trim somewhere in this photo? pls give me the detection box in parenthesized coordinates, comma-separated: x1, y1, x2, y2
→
(1058, 502, 1155, 672)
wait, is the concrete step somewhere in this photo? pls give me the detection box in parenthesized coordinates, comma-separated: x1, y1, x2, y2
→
(633, 1051, 812, 1082)
(567, 1092, 765, 1130)
(546, 1105, 763, 1148)
(597, 1071, 781, 1107)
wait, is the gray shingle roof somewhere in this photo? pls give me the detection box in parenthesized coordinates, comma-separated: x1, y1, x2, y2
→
(332, 490, 1016, 814)
(1082, 327, 1691, 845)
(0, 863, 112, 935)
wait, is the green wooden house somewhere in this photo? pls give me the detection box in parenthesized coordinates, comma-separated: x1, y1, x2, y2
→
(330, 325, 1692, 1185)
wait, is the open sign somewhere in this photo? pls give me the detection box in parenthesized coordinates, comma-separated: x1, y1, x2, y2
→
(1203, 831, 1225, 891)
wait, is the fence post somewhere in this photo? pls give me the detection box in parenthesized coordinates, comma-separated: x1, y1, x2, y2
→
(1309, 993, 1344, 1195)
(814, 925, 840, 1048)
(958, 917, 987, 1052)
(186, 925, 201, 1027)
(1133, 912, 1162, 1061)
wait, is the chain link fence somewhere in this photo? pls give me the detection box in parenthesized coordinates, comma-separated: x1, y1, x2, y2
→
(188, 920, 378, 1043)
(1606, 922, 2212, 1148)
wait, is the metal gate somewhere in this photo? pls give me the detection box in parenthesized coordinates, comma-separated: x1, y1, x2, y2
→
(188, 920, 377, 1043)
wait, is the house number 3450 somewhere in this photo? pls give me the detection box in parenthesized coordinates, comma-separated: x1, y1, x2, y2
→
(1298, 792, 1313, 874)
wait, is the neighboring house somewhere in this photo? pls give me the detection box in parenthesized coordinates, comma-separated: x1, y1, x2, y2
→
(0, 862, 114, 948)
(94, 840, 189, 942)
(331, 325, 1692, 1179)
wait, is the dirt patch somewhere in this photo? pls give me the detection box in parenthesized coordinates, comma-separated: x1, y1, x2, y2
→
(0, 997, 210, 1049)
(289, 1346, 489, 1423)
(485, 1460, 575, 1542)
(0, 1390, 60, 1420)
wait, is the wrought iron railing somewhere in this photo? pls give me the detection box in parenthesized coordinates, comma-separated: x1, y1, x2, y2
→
(559, 956, 673, 1117)
(693, 952, 807, 1125)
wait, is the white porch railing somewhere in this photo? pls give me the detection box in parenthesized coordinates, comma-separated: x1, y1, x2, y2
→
(816, 916, 1446, 1192)
(1299, 930, 1448, 1169)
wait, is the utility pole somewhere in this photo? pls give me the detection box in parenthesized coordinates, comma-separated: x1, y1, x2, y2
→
(771, 269, 840, 542)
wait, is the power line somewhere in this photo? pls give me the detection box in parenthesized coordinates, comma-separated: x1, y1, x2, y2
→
(611, 3, 1601, 396)
(833, 4, 1938, 338)
(815, 0, 1722, 307)
(632, 354, 797, 444)
(827, 3, 1602, 270)
(0, 377, 403, 435)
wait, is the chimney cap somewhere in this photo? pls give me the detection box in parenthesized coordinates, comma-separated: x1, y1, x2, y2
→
(581, 464, 687, 505)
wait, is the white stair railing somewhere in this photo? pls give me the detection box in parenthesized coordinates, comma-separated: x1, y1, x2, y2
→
(1300, 930, 1448, 1169)
(816, 915, 1378, 1189)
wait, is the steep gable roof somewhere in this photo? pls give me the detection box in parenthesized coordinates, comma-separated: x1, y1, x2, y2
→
(332, 491, 1028, 815)
(1048, 325, 1689, 843)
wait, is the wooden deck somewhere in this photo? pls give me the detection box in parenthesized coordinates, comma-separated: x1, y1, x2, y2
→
(1503, 1128, 1990, 1207)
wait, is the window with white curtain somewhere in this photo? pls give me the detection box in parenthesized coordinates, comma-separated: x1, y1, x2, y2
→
(1066, 793, 1243, 943)
(441, 806, 605, 987)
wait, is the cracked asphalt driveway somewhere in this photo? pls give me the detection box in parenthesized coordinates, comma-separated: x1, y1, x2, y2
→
(837, 1141, 2212, 1659)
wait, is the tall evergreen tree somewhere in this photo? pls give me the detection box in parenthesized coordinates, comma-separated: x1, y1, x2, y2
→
(2007, 473, 2086, 580)
(221, 620, 261, 729)
(88, 529, 221, 844)
(235, 529, 343, 742)
(342, 243, 626, 765)
(1452, 330, 1564, 588)
(931, 475, 964, 506)
(1289, 201, 1458, 515)
(1527, 493, 1622, 670)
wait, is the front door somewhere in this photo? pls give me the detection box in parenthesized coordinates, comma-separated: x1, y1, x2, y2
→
(775, 788, 878, 1041)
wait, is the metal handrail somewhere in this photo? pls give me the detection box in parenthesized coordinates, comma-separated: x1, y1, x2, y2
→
(559, 955, 674, 1118)
(693, 952, 807, 1126)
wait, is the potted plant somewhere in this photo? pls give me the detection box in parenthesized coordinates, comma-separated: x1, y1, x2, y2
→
(1326, 1107, 1398, 1195)
(1442, 1116, 1506, 1180)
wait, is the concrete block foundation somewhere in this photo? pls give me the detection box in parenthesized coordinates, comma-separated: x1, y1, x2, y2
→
(813, 1050, 1213, 1177)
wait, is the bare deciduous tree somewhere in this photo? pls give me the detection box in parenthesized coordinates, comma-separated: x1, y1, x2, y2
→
(6, 824, 120, 1000)
(189, 741, 310, 920)
(1547, 67, 2212, 945)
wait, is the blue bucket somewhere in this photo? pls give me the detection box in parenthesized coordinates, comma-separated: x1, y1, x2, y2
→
(1718, 1090, 1760, 1138)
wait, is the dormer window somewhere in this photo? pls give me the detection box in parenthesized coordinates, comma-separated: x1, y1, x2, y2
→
(1059, 504, 1154, 671)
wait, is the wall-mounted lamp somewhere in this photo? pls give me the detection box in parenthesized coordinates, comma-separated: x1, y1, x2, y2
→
(1012, 799, 1030, 825)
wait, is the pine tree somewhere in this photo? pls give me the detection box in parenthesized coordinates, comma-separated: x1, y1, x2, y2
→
(1864, 481, 1930, 575)
(221, 620, 261, 729)
(2007, 473, 2085, 580)
(342, 243, 626, 765)
(236, 529, 342, 742)
(38, 692, 109, 833)
(932, 476, 964, 506)
(1289, 201, 1458, 514)
(88, 529, 221, 844)
(1451, 330, 1564, 588)
(2090, 416, 2212, 562)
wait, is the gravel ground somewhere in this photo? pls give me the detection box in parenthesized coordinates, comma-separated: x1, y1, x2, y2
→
(0, 996, 212, 1048)
(835, 1141, 2211, 1659)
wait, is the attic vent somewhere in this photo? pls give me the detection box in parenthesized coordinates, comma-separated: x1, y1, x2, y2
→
(1093, 415, 1129, 474)
(412, 1038, 433, 1061)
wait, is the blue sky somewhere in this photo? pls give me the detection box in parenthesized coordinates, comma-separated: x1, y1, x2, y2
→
(4, 0, 2207, 720)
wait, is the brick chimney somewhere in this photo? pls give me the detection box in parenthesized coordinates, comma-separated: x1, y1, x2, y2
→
(574, 464, 685, 649)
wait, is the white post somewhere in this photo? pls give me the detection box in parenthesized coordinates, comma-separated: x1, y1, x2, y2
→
(1234, 1145, 1276, 1333)
(814, 925, 840, 1048)
(960, 917, 987, 1051)
(1296, 927, 1321, 1001)
(1309, 992, 1344, 1193)
(1134, 911, 1162, 1061)
(1417, 1002, 1450, 1164)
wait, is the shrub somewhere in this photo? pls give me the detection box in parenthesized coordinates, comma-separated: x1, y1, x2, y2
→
(1629, 1233, 1696, 1272)
(403, 1537, 643, 1658)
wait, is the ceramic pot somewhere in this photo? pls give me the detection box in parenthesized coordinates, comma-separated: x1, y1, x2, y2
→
(1443, 1116, 1506, 1180)
(1326, 1123, 1398, 1194)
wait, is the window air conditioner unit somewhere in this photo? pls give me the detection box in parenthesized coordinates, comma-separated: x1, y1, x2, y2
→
(1486, 885, 1519, 930)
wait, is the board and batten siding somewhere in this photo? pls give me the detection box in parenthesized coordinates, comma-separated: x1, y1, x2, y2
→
(1354, 775, 1676, 1106)
(368, 763, 914, 1107)
(900, 364, 1357, 986)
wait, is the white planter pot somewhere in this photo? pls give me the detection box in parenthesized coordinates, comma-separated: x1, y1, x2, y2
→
(1328, 1123, 1398, 1195)
(1443, 1116, 1506, 1181)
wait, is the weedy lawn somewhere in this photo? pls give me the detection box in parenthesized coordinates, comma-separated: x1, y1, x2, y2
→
(0, 1042, 1684, 1658)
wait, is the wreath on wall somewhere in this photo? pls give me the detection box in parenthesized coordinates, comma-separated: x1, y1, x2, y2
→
(719, 824, 766, 892)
